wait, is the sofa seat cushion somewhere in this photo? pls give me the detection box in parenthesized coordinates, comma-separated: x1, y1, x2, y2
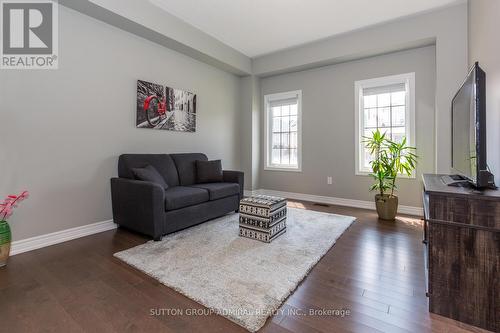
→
(164, 186, 209, 211)
(190, 182, 240, 201)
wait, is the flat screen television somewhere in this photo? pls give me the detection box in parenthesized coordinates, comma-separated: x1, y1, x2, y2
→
(449, 62, 494, 188)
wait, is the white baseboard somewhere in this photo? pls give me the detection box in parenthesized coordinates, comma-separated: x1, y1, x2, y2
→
(11, 220, 117, 256)
(9, 188, 421, 256)
(245, 188, 423, 217)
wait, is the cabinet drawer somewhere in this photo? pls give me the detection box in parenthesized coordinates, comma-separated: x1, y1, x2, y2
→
(429, 194, 500, 228)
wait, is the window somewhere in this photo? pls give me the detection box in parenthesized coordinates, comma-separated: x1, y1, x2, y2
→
(354, 73, 415, 175)
(264, 90, 302, 171)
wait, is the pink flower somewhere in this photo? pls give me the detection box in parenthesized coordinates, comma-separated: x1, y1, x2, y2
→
(18, 191, 29, 201)
(1, 190, 29, 221)
(3, 207, 12, 219)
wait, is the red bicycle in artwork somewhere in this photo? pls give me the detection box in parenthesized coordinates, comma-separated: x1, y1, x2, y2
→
(143, 94, 167, 127)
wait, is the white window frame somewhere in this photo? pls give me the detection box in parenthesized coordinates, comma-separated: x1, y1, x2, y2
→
(264, 90, 302, 172)
(354, 73, 416, 177)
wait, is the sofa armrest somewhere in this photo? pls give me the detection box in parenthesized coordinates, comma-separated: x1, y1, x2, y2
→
(223, 170, 244, 199)
(110, 178, 165, 239)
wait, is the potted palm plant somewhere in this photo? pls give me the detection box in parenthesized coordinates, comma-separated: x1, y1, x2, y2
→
(364, 130, 417, 220)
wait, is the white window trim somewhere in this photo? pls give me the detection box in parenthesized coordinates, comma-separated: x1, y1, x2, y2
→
(354, 73, 416, 178)
(264, 90, 302, 172)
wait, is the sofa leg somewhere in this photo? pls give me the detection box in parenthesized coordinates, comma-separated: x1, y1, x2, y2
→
(153, 236, 162, 241)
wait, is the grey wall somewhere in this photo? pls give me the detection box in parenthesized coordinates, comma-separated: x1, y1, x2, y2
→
(0, 2, 469, 242)
(60, 0, 252, 75)
(251, 78, 262, 190)
(239, 76, 261, 190)
(239, 77, 254, 188)
(468, 0, 500, 181)
(0, 6, 241, 241)
(253, 3, 468, 175)
(260, 46, 436, 207)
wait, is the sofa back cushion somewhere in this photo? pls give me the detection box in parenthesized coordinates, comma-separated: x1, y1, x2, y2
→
(118, 154, 179, 187)
(196, 160, 223, 183)
(170, 153, 208, 185)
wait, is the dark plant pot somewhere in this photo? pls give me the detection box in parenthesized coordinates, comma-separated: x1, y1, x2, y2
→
(375, 194, 398, 221)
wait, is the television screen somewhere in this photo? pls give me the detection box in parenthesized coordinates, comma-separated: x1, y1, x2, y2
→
(451, 72, 477, 182)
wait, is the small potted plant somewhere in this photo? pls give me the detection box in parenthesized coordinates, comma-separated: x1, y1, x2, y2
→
(364, 130, 417, 220)
(0, 191, 29, 267)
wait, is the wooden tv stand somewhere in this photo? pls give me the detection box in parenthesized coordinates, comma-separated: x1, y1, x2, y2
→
(422, 174, 499, 332)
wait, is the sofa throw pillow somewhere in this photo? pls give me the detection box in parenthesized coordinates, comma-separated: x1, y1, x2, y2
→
(132, 165, 169, 189)
(196, 160, 223, 183)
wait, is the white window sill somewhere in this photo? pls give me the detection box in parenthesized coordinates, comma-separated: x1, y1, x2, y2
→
(356, 170, 416, 179)
(265, 166, 302, 172)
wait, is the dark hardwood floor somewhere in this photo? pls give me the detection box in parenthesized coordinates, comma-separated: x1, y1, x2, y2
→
(0, 201, 489, 333)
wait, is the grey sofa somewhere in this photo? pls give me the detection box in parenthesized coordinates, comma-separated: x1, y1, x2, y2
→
(110, 153, 244, 240)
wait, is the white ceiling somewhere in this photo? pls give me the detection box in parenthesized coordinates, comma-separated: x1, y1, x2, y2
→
(149, 0, 462, 57)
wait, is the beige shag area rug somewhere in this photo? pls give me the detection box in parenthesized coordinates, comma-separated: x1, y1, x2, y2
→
(114, 207, 355, 332)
